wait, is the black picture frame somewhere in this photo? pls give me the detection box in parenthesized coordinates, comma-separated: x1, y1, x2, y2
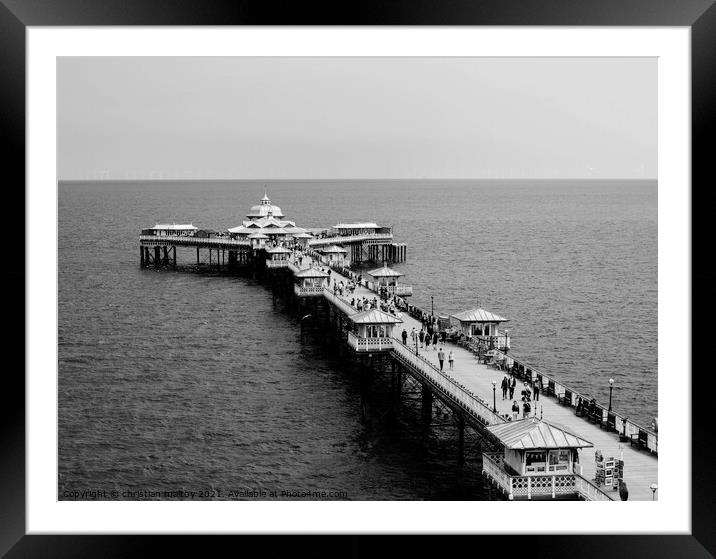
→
(3, 1, 713, 557)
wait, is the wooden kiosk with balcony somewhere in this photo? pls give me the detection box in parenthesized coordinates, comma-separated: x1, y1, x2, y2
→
(320, 245, 349, 266)
(347, 309, 403, 352)
(265, 246, 292, 268)
(294, 267, 329, 297)
(481, 418, 613, 500)
(293, 232, 313, 248)
(367, 263, 413, 297)
(450, 307, 510, 350)
(248, 233, 269, 249)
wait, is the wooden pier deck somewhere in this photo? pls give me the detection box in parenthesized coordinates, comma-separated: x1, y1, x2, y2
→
(297, 253, 658, 501)
(138, 222, 657, 501)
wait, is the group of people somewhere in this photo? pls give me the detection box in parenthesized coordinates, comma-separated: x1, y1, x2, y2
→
(331, 277, 356, 297)
(499, 375, 543, 420)
(351, 296, 379, 312)
(400, 328, 455, 370)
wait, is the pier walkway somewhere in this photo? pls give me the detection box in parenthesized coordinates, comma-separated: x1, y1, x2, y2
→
(293, 253, 657, 501)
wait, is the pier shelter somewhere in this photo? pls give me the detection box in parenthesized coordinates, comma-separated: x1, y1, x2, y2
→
(367, 263, 412, 297)
(294, 267, 329, 297)
(146, 223, 197, 237)
(248, 233, 269, 249)
(266, 246, 292, 268)
(320, 245, 348, 266)
(333, 222, 379, 236)
(193, 229, 218, 239)
(450, 307, 510, 350)
(482, 418, 596, 500)
(347, 309, 403, 352)
(293, 232, 313, 247)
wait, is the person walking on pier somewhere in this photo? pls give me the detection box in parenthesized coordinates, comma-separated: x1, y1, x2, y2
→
(437, 348, 445, 371)
(512, 401, 520, 421)
(523, 400, 531, 419)
(411, 327, 417, 345)
(432, 331, 439, 350)
(425, 332, 431, 350)
(501, 376, 509, 400)
(419, 329, 425, 349)
(448, 350, 454, 369)
(401, 329, 408, 345)
(533, 381, 540, 402)
(509, 377, 516, 400)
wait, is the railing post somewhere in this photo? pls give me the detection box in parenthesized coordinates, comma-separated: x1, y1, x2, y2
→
(552, 476, 556, 499)
(527, 477, 532, 500)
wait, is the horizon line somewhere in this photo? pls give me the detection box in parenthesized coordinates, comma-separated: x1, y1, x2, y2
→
(57, 177, 657, 183)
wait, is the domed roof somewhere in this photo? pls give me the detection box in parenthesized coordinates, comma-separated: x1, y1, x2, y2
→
(246, 191, 285, 219)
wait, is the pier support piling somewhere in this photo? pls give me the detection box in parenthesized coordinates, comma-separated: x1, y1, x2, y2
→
(457, 417, 465, 465)
(421, 384, 433, 424)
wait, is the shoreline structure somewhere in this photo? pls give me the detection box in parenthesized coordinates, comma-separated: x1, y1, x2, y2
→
(139, 193, 658, 501)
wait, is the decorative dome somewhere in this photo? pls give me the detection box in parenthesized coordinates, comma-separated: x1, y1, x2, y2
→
(246, 191, 285, 219)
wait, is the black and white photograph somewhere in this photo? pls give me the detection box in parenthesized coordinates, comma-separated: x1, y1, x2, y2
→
(56, 54, 659, 504)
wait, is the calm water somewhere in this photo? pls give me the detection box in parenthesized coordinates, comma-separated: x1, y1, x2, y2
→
(58, 179, 657, 500)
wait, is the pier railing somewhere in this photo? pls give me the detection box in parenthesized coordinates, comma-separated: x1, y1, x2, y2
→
(490, 348, 658, 454)
(139, 235, 250, 248)
(308, 232, 393, 247)
(322, 289, 359, 316)
(473, 333, 511, 351)
(266, 259, 290, 268)
(391, 339, 506, 427)
(294, 285, 325, 297)
(482, 453, 614, 501)
(573, 474, 616, 501)
(347, 332, 393, 352)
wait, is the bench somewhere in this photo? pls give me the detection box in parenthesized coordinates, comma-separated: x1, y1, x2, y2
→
(558, 389, 572, 406)
(604, 412, 617, 432)
(630, 430, 649, 451)
(587, 409, 602, 424)
(546, 379, 555, 396)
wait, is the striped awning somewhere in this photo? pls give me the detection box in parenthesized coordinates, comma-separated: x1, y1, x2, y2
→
(450, 308, 508, 323)
(486, 418, 593, 450)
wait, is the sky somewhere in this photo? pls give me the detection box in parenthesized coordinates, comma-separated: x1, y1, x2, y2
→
(57, 57, 656, 180)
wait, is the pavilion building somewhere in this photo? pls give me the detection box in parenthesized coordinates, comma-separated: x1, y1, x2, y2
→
(332, 222, 380, 236)
(143, 223, 198, 237)
(450, 307, 510, 350)
(347, 309, 403, 352)
(227, 193, 309, 242)
(320, 245, 349, 267)
(482, 418, 598, 500)
(367, 263, 412, 297)
(294, 267, 329, 297)
(265, 246, 292, 268)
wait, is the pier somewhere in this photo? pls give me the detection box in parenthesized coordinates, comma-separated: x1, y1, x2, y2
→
(139, 193, 658, 501)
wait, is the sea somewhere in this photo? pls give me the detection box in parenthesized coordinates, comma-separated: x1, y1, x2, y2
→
(58, 179, 657, 500)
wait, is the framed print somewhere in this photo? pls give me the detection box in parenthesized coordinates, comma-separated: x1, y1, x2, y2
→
(3, 0, 714, 556)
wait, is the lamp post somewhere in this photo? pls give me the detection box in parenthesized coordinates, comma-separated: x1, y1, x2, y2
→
(650, 483, 658, 501)
(492, 380, 497, 412)
(608, 378, 615, 411)
(504, 329, 509, 353)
